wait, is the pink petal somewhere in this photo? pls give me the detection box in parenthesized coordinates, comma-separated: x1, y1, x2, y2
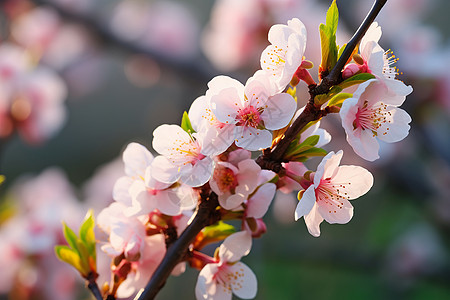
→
(152, 124, 190, 156)
(123, 142, 153, 177)
(262, 93, 296, 130)
(180, 156, 214, 187)
(234, 127, 272, 151)
(150, 155, 181, 184)
(219, 231, 252, 263)
(196, 264, 230, 300)
(304, 203, 323, 237)
(317, 198, 353, 224)
(246, 183, 276, 219)
(229, 262, 257, 299)
(332, 166, 374, 199)
(377, 107, 411, 143)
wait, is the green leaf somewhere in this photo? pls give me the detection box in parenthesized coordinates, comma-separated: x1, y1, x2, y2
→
(63, 222, 80, 255)
(299, 135, 320, 148)
(79, 211, 96, 259)
(337, 73, 375, 90)
(327, 93, 353, 107)
(202, 221, 236, 239)
(55, 245, 85, 274)
(0, 175, 4, 185)
(298, 147, 328, 157)
(326, 0, 339, 35)
(319, 0, 339, 76)
(181, 111, 195, 134)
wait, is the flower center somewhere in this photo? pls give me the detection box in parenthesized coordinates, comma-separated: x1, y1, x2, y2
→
(353, 100, 392, 136)
(315, 178, 351, 213)
(235, 105, 263, 128)
(169, 137, 204, 165)
(213, 166, 238, 193)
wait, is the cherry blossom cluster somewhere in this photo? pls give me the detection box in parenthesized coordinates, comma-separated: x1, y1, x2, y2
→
(56, 2, 413, 299)
(0, 43, 67, 143)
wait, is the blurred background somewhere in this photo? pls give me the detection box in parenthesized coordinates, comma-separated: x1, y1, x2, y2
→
(0, 0, 449, 299)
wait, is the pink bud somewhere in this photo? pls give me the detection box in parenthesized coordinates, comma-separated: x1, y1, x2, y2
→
(342, 63, 360, 79)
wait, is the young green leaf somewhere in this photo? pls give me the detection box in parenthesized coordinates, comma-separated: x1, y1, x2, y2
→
(63, 222, 80, 255)
(79, 211, 96, 259)
(55, 245, 87, 275)
(326, 0, 339, 36)
(181, 111, 195, 134)
(327, 92, 353, 107)
(337, 73, 375, 89)
(0, 175, 4, 185)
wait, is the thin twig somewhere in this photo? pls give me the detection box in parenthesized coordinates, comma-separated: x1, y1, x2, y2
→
(86, 274, 103, 300)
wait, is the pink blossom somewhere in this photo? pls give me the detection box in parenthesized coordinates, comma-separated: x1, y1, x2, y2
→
(354, 22, 413, 96)
(340, 79, 412, 161)
(152, 124, 215, 187)
(114, 142, 196, 216)
(188, 95, 234, 156)
(260, 18, 307, 92)
(195, 231, 257, 300)
(209, 73, 296, 151)
(97, 202, 147, 261)
(210, 148, 275, 210)
(0, 43, 67, 143)
(295, 151, 373, 237)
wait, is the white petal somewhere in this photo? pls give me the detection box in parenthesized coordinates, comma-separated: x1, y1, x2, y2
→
(229, 262, 257, 299)
(332, 166, 374, 199)
(315, 151, 343, 184)
(113, 176, 133, 206)
(180, 157, 214, 187)
(125, 180, 156, 217)
(317, 198, 353, 224)
(188, 95, 209, 131)
(123, 142, 153, 177)
(152, 124, 191, 156)
(377, 107, 411, 143)
(294, 186, 316, 221)
(207, 75, 244, 98)
(351, 129, 380, 161)
(262, 93, 296, 130)
(150, 155, 181, 184)
(304, 203, 323, 237)
(234, 127, 272, 151)
(155, 190, 183, 216)
(219, 193, 245, 210)
(219, 231, 252, 263)
(200, 125, 235, 156)
(246, 183, 276, 219)
(384, 79, 413, 98)
(360, 22, 382, 51)
(196, 264, 230, 300)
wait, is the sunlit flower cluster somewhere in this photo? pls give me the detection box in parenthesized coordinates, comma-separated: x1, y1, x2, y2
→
(86, 14, 416, 299)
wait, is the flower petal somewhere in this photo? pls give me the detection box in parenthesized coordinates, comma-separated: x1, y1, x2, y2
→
(150, 155, 181, 184)
(180, 156, 214, 187)
(262, 93, 296, 130)
(246, 183, 276, 219)
(377, 107, 411, 143)
(123, 142, 153, 177)
(332, 166, 374, 199)
(317, 198, 353, 224)
(229, 262, 257, 299)
(219, 231, 252, 263)
(294, 185, 316, 221)
(304, 203, 324, 237)
(234, 127, 272, 151)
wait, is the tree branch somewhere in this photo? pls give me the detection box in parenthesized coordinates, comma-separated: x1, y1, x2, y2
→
(86, 274, 103, 300)
(137, 189, 220, 300)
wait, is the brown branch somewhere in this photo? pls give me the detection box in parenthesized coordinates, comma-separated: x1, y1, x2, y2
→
(137, 189, 221, 300)
(86, 272, 104, 300)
